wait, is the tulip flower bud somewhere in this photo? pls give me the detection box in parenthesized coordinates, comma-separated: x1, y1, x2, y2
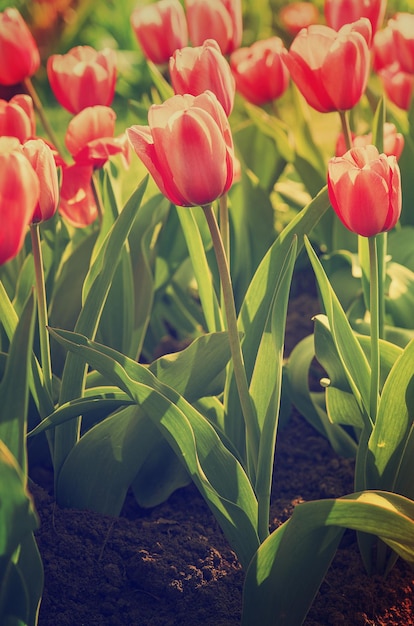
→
(22, 139, 60, 223)
(281, 20, 371, 113)
(324, 0, 386, 36)
(230, 37, 290, 106)
(59, 163, 98, 227)
(47, 46, 117, 115)
(185, 0, 242, 55)
(131, 0, 188, 65)
(372, 26, 394, 72)
(389, 13, 414, 74)
(127, 91, 234, 207)
(65, 105, 129, 169)
(0, 94, 36, 143)
(0, 8, 40, 85)
(279, 2, 320, 37)
(170, 39, 235, 116)
(327, 145, 402, 237)
(0, 136, 39, 264)
(378, 62, 414, 111)
(335, 123, 404, 160)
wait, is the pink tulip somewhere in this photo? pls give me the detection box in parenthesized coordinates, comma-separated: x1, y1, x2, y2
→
(127, 91, 234, 207)
(378, 62, 414, 111)
(185, 0, 242, 55)
(0, 8, 40, 85)
(0, 94, 36, 143)
(279, 2, 320, 37)
(0, 136, 39, 264)
(131, 0, 188, 65)
(47, 46, 117, 115)
(59, 163, 98, 227)
(335, 123, 404, 160)
(372, 26, 395, 72)
(170, 39, 235, 116)
(281, 19, 371, 113)
(22, 139, 60, 223)
(230, 37, 290, 106)
(324, 0, 386, 36)
(65, 106, 129, 168)
(327, 145, 401, 237)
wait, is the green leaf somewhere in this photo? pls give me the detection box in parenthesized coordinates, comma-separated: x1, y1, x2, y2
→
(50, 328, 260, 568)
(242, 491, 414, 626)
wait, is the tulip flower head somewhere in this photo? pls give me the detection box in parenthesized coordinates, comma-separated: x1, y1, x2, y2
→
(281, 19, 371, 113)
(327, 145, 402, 237)
(388, 13, 414, 74)
(0, 8, 40, 85)
(65, 105, 130, 169)
(279, 2, 320, 37)
(185, 0, 242, 55)
(59, 163, 98, 228)
(127, 91, 234, 207)
(335, 123, 404, 160)
(0, 136, 40, 264)
(378, 62, 414, 111)
(0, 94, 36, 143)
(230, 37, 290, 106)
(22, 139, 60, 223)
(324, 0, 386, 37)
(170, 39, 235, 116)
(47, 46, 117, 115)
(372, 25, 395, 72)
(131, 0, 188, 65)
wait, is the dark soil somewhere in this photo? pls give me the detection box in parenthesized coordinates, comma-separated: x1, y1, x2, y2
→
(29, 281, 414, 626)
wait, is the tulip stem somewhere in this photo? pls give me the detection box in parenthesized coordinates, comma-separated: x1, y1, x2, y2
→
(92, 171, 105, 224)
(368, 235, 380, 422)
(339, 110, 353, 151)
(23, 77, 66, 157)
(219, 194, 230, 313)
(30, 223, 53, 402)
(202, 203, 259, 477)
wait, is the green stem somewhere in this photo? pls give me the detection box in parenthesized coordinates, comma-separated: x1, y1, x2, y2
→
(202, 203, 259, 478)
(338, 110, 353, 151)
(23, 77, 66, 157)
(368, 236, 380, 422)
(218, 194, 230, 314)
(30, 224, 53, 401)
(92, 171, 105, 224)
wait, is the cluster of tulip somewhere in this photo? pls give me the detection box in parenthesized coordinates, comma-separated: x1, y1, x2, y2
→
(1, 1, 414, 625)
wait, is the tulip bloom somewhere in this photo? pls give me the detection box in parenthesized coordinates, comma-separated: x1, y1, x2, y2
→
(281, 19, 371, 113)
(170, 39, 235, 116)
(22, 139, 60, 223)
(131, 0, 188, 65)
(335, 123, 404, 160)
(185, 0, 242, 55)
(0, 137, 40, 264)
(388, 13, 414, 74)
(324, 0, 386, 36)
(65, 105, 130, 169)
(372, 26, 394, 72)
(59, 163, 98, 227)
(0, 94, 36, 143)
(127, 91, 234, 207)
(378, 62, 414, 111)
(327, 145, 401, 237)
(279, 2, 320, 37)
(230, 37, 290, 106)
(47, 46, 117, 114)
(0, 8, 40, 85)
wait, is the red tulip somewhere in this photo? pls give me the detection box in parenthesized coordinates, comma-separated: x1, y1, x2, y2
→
(170, 39, 235, 116)
(324, 0, 386, 36)
(335, 123, 404, 160)
(22, 139, 60, 223)
(378, 62, 414, 111)
(0, 94, 36, 143)
(127, 91, 234, 207)
(59, 163, 98, 227)
(327, 145, 401, 237)
(47, 46, 117, 115)
(230, 37, 290, 106)
(0, 8, 40, 85)
(131, 0, 188, 65)
(372, 26, 394, 72)
(389, 13, 414, 74)
(279, 2, 320, 37)
(65, 105, 130, 169)
(0, 136, 39, 264)
(281, 19, 371, 113)
(185, 0, 242, 55)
